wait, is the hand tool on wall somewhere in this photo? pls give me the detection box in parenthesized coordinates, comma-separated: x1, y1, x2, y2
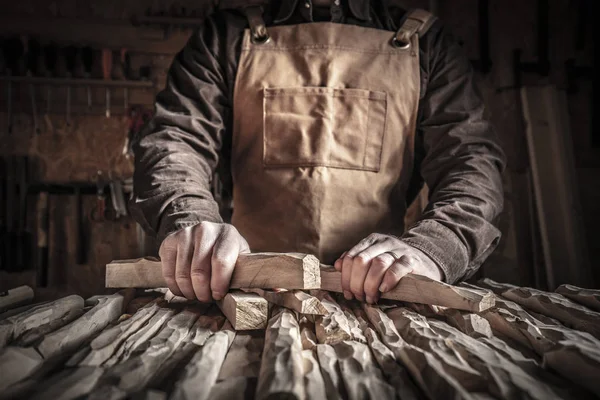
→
(35, 191, 49, 286)
(16, 156, 29, 271)
(75, 186, 87, 265)
(102, 49, 112, 118)
(123, 105, 152, 158)
(43, 43, 58, 129)
(119, 49, 130, 112)
(64, 45, 78, 125)
(81, 46, 94, 114)
(3, 37, 24, 135)
(109, 180, 128, 219)
(90, 171, 117, 222)
(26, 38, 41, 135)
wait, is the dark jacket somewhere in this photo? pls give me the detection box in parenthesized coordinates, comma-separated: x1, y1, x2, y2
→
(131, 0, 506, 284)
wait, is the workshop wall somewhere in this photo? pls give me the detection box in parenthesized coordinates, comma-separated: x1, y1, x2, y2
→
(0, 0, 596, 297)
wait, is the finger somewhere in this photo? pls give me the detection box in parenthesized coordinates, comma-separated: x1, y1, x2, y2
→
(341, 253, 354, 300)
(210, 226, 243, 300)
(190, 225, 217, 302)
(334, 251, 347, 271)
(159, 239, 181, 297)
(364, 252, 395, 303)
(349, 241, 396, 300)
(346, 234, 380, 258)
(379, 255, 416, 293)
(175, 229, 195, 299)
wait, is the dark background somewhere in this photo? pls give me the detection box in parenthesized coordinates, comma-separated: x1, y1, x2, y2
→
(0, 0, 596, 299)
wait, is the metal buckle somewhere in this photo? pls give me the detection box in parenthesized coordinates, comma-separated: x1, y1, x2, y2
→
(251, 33, 271, 44)
(391, 37, 410, 49)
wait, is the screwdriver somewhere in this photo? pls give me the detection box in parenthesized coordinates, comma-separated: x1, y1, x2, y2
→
(81, 46, 94, 114)
(102, 49, 112, 118)
(64, 45, 78, 126)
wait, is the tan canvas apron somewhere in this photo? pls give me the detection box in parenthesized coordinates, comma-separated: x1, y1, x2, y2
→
(231, 7, 435, 264)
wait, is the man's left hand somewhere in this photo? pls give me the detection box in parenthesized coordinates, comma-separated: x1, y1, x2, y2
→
(334, 233, 443, 304)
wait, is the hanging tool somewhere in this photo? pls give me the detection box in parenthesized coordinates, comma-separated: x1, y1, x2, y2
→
(35, 191, 49, 286)
(43, 43, 58, 130)
(16, 157, 30, 271)
(64, 46, 78, 126)
(90, 171, 117, 222)
(5, 157, 15, 272)
(75, 186, 87, 264)
(3, 37, 25, 135)
(119, 49, 130, 112)
(109, 180, 128, 219)
(81, 46, 94, 114)
(102, 49, 112, 118)
(123, 105, 153, 158)
(26, 38, 42, 135)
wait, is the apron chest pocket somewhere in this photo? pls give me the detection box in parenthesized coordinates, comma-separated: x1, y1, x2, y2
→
(263, 86, 387, 172)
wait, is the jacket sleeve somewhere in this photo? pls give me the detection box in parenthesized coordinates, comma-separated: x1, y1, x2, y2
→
(401, 22, 506, 284)
(130, 14, 234, 244)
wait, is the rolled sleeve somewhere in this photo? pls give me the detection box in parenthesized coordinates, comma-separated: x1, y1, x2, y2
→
(402, 22, 506, 283)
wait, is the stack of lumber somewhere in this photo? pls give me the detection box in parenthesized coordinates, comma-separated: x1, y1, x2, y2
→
(0, 254, 598, 399)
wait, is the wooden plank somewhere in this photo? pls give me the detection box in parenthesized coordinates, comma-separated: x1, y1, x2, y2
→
(556, 284, 600, 312)
(244, 288, 327, 315)
(321, 266, 495, 312)
(217, 291, 268, 331)
(0, 285, 34, 313)
(256, 307, 304, 400)
(520, 85, 590, 288)
(0, 295, 84, 348)
(362, 305, 473, 400)
(106, 253, 321, 290)
(171, 330, 235, 400)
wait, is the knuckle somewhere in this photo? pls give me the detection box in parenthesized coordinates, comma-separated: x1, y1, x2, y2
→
(371, 256, 388, 268)
(355, 253, 371, 265)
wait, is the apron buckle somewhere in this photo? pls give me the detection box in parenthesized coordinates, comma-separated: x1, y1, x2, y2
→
(391, 37, 410, 49)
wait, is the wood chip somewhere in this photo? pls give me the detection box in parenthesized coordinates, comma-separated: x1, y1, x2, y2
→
(218, 291, 268, 331)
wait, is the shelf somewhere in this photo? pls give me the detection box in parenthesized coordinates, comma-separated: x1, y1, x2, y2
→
(0, 76, 155, 89)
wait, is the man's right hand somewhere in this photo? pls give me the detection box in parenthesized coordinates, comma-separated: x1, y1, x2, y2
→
(158, 222, 250, 302)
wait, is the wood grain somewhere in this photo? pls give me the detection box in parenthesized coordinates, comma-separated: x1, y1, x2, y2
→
(218, 291, 269, 331)
(321, 266, 494, 312)
(244, 288, 327, 315)
(106, 253, 321, 290)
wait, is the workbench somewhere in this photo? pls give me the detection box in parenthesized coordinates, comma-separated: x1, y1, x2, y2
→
(1, 258, 599, 399)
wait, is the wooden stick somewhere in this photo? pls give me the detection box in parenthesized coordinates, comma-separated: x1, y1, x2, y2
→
(37, 292, 132, 359)
(244, 288, 327, 315)
(217, 291, 268, 331)
(320, 266, 494, 312)
(170, 330, 235, 400)
(106, 253, 321, 290)
(0, 295, 84, 348)
(555, 284, 600, 312)
(0, 286, 34, 313)
(256, 307, 304, 400)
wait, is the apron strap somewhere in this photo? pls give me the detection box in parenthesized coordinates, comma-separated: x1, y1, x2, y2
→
(245, 6, 270, 44)
(392, 9, 437, 49)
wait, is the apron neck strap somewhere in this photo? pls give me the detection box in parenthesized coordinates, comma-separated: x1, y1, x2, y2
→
(392, 9, 437, 49)
(245, 6, 270, 44)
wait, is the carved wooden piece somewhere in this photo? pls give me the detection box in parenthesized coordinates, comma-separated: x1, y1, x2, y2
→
(218, 332, 264, 380)
(0, 347, 43, 391)
(556, 284, 600, 312)
(321, 266, 494, 312)
(502, 286, 600, 339)
(315, 344, 344, 400)
(171, 330, 235, 400)
(302, 349, 328, 400)
(299, 317, 317, 350)
(312, 291, 353, 345)
(440, 308, 493, 338)
(0, 295, 84, 348)
(31, 366, 105, 400)
(37, 292, 130, 359)
(80, 303, 159, 366)
(389, 307, 565, 399)
(256, 307, 305, 400)
(244, 288, 327, 315)
(218, 291, 268, 331)
(106, 253, 321, 290)
(362, 305, 474, 399)
(333, 340, 395, 400)
(208, 377, 254, 400)
(96, 310, 199, 395)
(0, 285, 34, 313)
